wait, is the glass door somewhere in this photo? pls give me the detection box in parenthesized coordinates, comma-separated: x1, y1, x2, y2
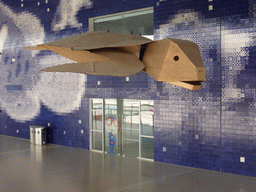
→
(90, 98, 154, 160)
(122, 100, 140, 158)
(104, 99, 118, 154)
(140, 100, 154, 160)
(90, 99, 104, 152)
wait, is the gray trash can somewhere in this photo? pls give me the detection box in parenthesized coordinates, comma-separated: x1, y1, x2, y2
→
(30, 126, 46, 145)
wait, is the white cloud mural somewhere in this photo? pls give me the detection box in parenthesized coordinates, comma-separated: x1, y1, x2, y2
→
(221, 28, 251, 100)
(35, 55, 86, 115)
(0, 1, 88, 122)
(52, 0, 93, 31)
(155, 9, 255, 101)
(0, 24, 8, 51)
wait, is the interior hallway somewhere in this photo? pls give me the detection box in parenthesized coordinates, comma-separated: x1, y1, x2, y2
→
(0, 135, 256, 192)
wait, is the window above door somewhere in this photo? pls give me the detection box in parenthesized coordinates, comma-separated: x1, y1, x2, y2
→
(89, 7, 154, 37)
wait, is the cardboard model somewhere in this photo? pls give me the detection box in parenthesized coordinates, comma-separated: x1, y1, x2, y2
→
(25, 31, 206, 90)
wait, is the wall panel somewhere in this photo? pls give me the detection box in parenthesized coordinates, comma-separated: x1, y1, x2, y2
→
(0, 0, 256, 177)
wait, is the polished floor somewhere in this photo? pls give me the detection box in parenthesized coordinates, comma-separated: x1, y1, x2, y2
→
(0, 135, 256, 192)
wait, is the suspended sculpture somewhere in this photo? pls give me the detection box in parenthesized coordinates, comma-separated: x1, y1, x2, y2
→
(25, 31, 206, 90)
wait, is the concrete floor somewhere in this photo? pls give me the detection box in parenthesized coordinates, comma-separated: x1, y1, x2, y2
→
(0, 135, 256, 192)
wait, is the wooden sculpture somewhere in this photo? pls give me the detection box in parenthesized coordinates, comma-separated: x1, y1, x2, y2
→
(25, 31, 206, 90)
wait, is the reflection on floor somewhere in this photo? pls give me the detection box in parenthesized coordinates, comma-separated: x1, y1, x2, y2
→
(0, 135, 256, 192)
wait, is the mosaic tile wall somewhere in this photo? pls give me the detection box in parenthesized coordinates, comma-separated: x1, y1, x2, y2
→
(0, 0, 256, 177)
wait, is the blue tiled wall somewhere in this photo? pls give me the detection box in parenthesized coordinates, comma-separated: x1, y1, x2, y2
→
(0, 0, 256, 177)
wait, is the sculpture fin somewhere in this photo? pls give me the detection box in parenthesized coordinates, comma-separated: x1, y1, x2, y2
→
(41, 62, 95, 73)
(41, 49, 145, 76)
(169, 82, 202, 90)
(24, 46, 47, 50)
(44, 31, 152, 50)
(38, 44, 110, 63)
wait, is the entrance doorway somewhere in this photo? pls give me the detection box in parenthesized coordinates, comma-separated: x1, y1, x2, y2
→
(90, 98, 154, 160)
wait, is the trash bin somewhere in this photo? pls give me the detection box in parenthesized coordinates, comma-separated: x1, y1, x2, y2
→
(30, 126, 46, 145)
(30, 126, 35, 144)
(35, 127, 46, 145)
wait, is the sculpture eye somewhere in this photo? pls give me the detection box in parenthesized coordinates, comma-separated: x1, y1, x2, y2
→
(174, 56, 179, 61)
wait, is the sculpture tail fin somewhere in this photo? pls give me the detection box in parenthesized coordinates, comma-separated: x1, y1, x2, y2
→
(24, 46, 47, 50)
(41, 62, 95, 74)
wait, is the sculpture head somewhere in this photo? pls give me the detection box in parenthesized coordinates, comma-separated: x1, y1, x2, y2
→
(142, 38, 206, 90)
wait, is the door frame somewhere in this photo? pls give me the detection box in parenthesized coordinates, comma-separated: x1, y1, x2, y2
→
(89, 98, 154, 160)
(89, 98, 105, 153)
